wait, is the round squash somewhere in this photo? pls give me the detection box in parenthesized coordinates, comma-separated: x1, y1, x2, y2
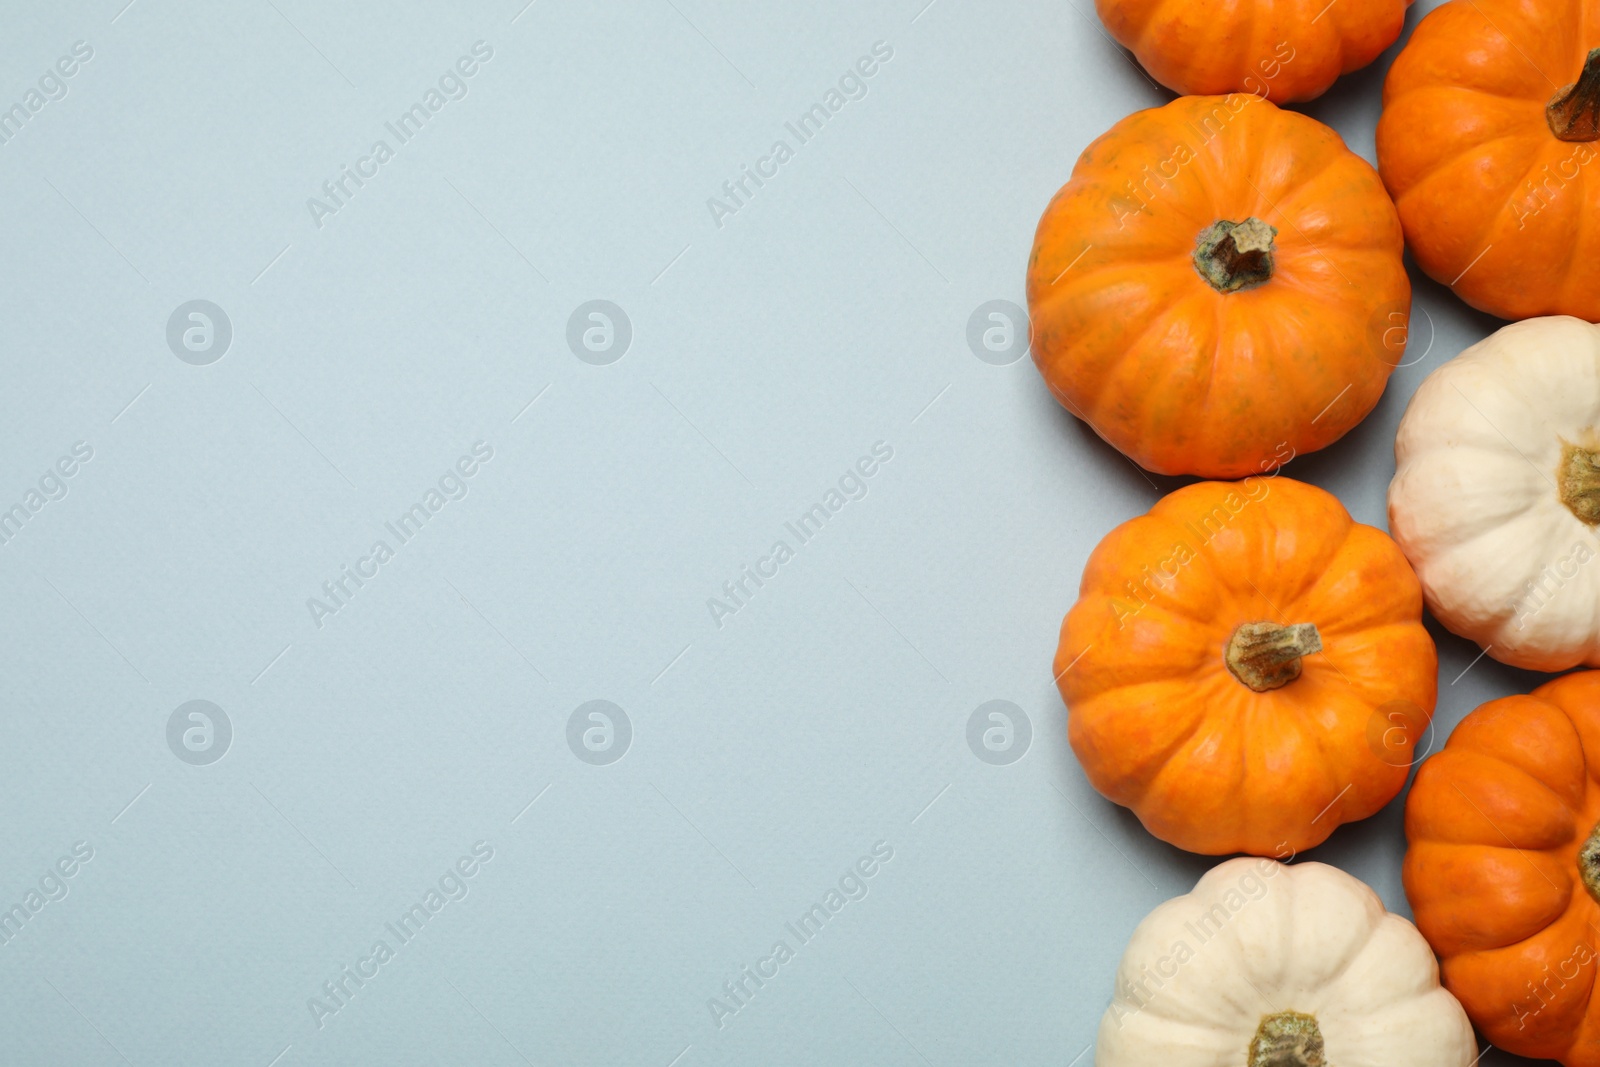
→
(1377, 0, 1600, 321)
(1389, 316, 1600, 672)
(1405, 671, 1600, 1064)
(1100, 858, 1474, 1067)
(1096, 0, 1410, 102)
(1057, 477, 1437, 856)
(1028, 94, 1410, 478)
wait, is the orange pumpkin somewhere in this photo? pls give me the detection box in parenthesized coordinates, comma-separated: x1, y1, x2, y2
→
(1096, 0, 1410, 102)
(1027, 94, 1410, 479)
(1377, 0, 1600, 321)
(1405, 671, 1600, 1064)
(1056, 477, 1437, 856)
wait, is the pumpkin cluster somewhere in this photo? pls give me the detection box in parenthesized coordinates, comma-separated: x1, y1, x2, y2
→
(1036, 2, 1600, 1065)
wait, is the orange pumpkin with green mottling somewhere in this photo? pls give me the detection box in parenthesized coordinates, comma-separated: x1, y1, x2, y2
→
(1027, 94, 1410, 478)
(1057, 478, 1437, 856)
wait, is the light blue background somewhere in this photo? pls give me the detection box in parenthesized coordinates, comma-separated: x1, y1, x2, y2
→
(0, 0, 1547, 1064)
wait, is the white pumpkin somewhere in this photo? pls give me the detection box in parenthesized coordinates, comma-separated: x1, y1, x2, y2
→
(1097, 859, 1473, 1067)
(1389, 316, 1600, 671)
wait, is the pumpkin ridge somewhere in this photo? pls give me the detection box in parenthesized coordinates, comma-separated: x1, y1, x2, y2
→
(1480, 141, 1591, 292)
(1430, 747, 1586, 842)
(1557, 164, 1593, 309)
(1093, 292, 1223, 456)
(1384, 123, 1545, 202)
(1072, 684, 1218, 802)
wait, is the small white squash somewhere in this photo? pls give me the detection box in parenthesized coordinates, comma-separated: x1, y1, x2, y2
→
(1389, 316, 1600, 671)
(1097, 859, 1473, 1067)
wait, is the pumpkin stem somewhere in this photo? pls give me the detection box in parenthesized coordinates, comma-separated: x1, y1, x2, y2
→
(1549, 47, 1600, 142)
(1225, 622, 1322, 692)
(1193, 217, 1277, 293)
(1561, 443, 1600, 524)
(1580, 822, 1600, 905)
(1249, 1012, 1326, 1067)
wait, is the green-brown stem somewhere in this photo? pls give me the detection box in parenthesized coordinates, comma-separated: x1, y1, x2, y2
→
(1579, 821, 1600, 905)
(1193, 217, 1277, 293)
(1250, 1012, 1326, 1067)
(1225, 622, 1322, 692)
(1549, 47, 1600, 142)
(1561, 443, 1600, 525)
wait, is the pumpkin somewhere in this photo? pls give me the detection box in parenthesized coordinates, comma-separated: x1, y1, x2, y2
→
(1377, 0, 1600, 321)
(1388, 316, 1600, 672)
(1404, 671, 1600, 1064)
(1057, 477, 1436, 856)
(1095, 0, 1410, 102)
(1027, 94, 1410, 478)
(1099, 858, 1474, 1067)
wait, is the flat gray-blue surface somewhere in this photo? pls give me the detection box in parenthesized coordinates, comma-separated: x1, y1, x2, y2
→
(0, 1, 1547, 1064)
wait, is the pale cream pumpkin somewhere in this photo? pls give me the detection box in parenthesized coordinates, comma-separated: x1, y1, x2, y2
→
(1389, 316, 1600, 671)
(1097, 859, 1474, 1067)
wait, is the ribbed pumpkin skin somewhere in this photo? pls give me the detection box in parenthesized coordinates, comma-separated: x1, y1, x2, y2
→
(1027, 95, 1409, 478)
(1404, 672, 1600, 1065)
(1377, 0, 1600, 322)
(1096, 0, 1410, 102)
(1057, 478, 1437, 856)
